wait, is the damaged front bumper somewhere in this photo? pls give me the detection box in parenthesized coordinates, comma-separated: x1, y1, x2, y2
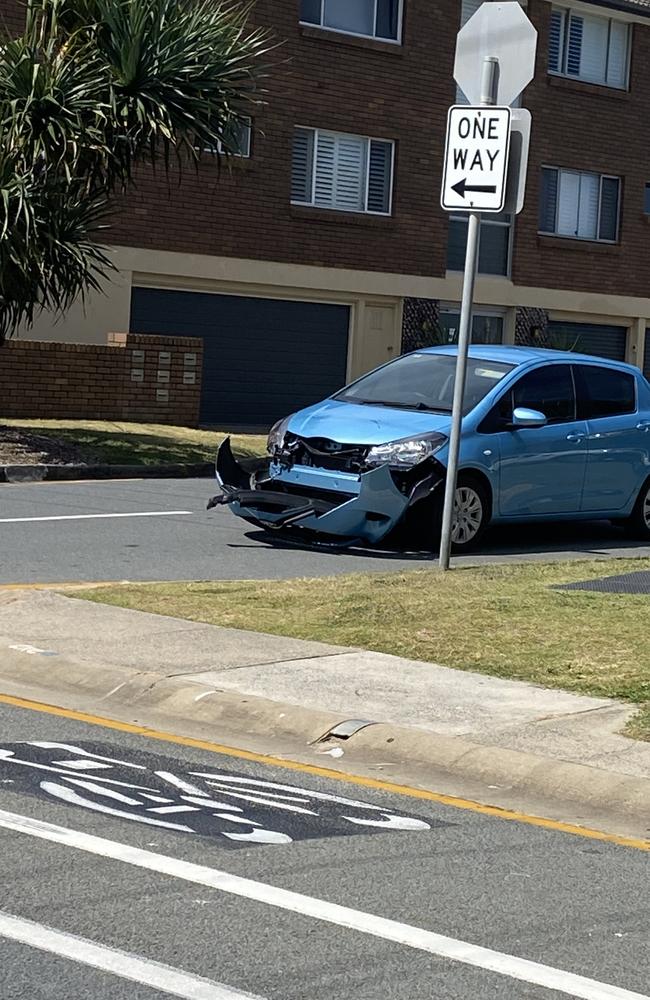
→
(208, 438, 443, 545)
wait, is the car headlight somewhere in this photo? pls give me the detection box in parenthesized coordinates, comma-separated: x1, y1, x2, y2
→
(365, 432, 447, 469)
(267, 415, 293, 454)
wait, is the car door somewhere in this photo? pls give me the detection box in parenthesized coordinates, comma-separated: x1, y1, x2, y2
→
(494, 364, 589, 516)
(574, 363, 647, 513)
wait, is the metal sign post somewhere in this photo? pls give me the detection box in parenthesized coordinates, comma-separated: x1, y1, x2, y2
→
(438, 57, 499, 572)
(438, 0, 537, 570)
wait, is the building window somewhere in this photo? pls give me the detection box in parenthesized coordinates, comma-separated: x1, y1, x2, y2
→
(439, 307, 504, 345)
(291, 127, 394, 215)
(539, 167, 620, 242)
(203, 118, 252, 157)
(447, 213, 512, 276)
(644, 184, 650, 214)
(300, 0, 401, 42)
(548, 7, 630, 89)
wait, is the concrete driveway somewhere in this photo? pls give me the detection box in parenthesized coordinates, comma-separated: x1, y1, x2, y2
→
(1, 477, 649, 584)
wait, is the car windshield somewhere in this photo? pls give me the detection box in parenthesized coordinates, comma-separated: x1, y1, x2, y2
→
(334, 353, 514, 415)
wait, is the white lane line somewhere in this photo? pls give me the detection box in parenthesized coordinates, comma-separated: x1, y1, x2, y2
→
(0, 809, 645, 1000)
(0, 511, 192, 523)
(0, 910, 263, 999)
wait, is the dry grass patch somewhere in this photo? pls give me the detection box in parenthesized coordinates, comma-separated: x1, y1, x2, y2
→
(1, 419, 267, 466)
(80, 558, 650, 736)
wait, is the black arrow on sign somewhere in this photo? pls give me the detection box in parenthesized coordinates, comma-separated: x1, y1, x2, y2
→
(451, 178, 497, 198)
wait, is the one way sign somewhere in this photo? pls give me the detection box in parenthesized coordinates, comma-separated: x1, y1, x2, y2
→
(441, 106, 511, 213)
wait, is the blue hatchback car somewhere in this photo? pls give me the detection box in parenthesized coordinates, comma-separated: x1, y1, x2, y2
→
(210, 346, 650, 551)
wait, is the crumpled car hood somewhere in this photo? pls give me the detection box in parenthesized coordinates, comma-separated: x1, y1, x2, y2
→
(287, 399, 452, 446)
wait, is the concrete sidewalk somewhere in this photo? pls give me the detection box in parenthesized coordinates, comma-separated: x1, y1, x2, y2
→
(0, 589, 648, 834)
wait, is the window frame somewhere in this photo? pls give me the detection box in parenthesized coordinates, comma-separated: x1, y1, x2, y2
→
(292, 126, 395, 217)
(548, 6, 631, 90)
(299, 0, 403, 44)
(539, 166, 621, 244)
(439, 303, 507, 345)
(573, 363, 638, 419)
(480, 363, 577, 433)
(202, 117, 252, 158)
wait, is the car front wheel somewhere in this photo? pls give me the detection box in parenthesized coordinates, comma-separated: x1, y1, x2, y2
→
(623, 479, 650, 540)
(433, 475, 490, 552)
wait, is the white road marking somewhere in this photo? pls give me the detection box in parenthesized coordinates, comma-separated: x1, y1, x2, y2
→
(0, 808, 646, 1000)
(39, 782, 195, 832)
(0, 510, 192, 523)
(0, 911, 264, 999)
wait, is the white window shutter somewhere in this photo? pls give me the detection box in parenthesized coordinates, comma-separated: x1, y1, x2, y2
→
(577, 173, 599, 238)
(314, 132, 337, 207)
(579, 15, 609, 83)
(607, 21, 629, 88)
(333, 134, 367, 211)
(557, 171, 580, 236)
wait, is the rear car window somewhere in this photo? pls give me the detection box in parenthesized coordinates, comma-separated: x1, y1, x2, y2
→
(574, 365, 636, 419)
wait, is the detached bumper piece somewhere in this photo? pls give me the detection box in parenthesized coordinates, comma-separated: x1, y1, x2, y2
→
(208, 438, 441, 545)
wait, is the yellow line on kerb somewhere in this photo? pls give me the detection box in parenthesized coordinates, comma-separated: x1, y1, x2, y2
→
(0, 691, 648, 853)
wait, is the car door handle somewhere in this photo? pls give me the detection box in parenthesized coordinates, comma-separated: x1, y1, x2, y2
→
(637, 420, 650, 431)
(566, 432, 585, 442)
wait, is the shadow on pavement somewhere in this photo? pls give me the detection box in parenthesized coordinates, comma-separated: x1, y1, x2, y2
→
(232, 521, 647, 563)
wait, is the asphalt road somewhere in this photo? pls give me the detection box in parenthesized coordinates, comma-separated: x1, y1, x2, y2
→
(1, 478, 649, 585)
(0, 697, 648, 1000)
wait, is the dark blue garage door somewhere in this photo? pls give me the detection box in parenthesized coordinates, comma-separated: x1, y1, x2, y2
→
(547, 322, 627, 362)
(130, 289, 350, 426)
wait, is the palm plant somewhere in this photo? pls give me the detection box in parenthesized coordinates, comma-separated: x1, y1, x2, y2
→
(0, 0, 271, 341)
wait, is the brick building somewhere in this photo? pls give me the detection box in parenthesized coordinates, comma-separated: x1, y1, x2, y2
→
(5, 0, 650, 425)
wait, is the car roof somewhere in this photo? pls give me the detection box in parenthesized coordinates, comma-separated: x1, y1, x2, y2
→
(417, 344, 640, 374)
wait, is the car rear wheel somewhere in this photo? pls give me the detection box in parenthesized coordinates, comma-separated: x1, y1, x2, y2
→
(432, 475, 490, 552)
(622, 479, 650, 540)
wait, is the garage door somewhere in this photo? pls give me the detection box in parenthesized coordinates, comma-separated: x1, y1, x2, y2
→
(547, 322, 627, 362)
(130, 289, 350, 426)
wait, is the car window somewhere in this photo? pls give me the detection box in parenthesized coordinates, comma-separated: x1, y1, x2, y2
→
(479, 364, 575, 433)
(574, 365, 636, 419)
(334, 353, 513, 415)
(508, 365, 576, 423)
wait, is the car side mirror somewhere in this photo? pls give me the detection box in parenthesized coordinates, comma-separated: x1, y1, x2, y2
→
(511, 407, 548, 429)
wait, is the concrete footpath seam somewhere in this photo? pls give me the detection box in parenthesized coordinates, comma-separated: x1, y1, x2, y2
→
(0, 462, 214, 483)
(0, 646, 648, 826)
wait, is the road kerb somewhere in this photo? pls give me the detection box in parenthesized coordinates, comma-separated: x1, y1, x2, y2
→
(0, 645, 648, 840)
(0, 462, 213, 483)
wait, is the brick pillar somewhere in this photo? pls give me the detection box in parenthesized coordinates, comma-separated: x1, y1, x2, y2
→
(401, 298, 442, 353)
(515, 307, 549, 346)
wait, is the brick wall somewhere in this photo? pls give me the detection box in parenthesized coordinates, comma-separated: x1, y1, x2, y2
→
(106, 0, 457, 280)
(4, 0, 650, 302)
(0, 333, 203, 426)
(511, 0, 650, 298)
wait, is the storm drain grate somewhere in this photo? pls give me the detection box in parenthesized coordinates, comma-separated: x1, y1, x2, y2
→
(556, 571, 650, 595)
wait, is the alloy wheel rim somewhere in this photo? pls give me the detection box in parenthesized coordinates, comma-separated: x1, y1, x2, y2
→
(451, 486, 483, 545)
(643, 490, 650, 529)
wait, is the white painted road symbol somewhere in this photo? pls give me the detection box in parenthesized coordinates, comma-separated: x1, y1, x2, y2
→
(441, 106, 511, 213)
(0, 741, 434, 845)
